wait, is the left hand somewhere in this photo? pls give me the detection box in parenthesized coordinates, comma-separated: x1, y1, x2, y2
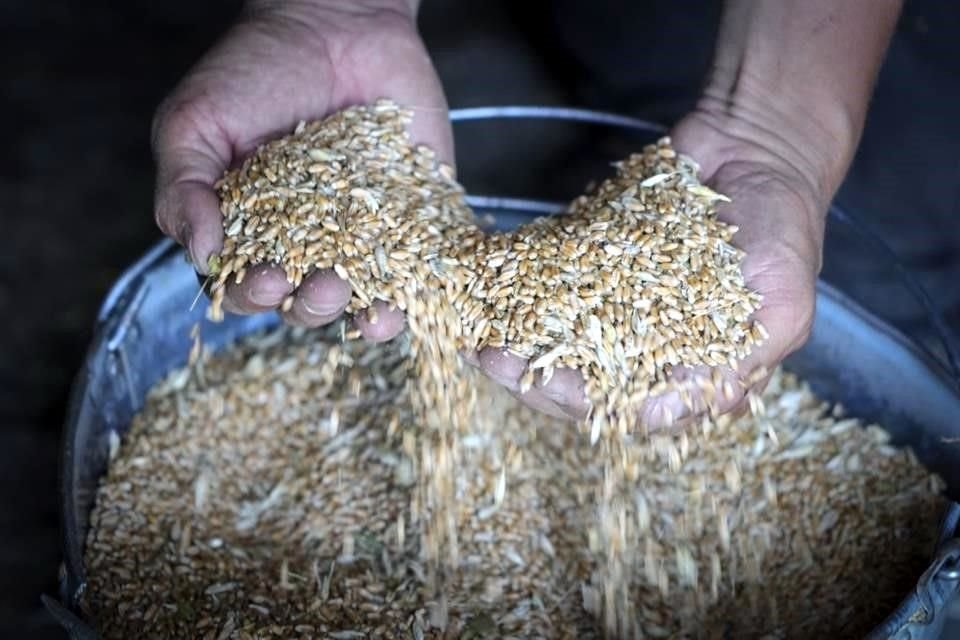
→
(477, 104, 830, 426)
(477, 0, 896, 427)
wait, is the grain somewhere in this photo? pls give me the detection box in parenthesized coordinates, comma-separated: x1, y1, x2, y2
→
(209, 102, 481, 586)
(83, 100, 944, 638)
(207, 100, 761, 430)
(204, 102, 767, 629)
(83, 326, 945, 638)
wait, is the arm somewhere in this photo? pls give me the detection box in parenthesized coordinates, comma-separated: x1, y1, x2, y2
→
(660, 0, 904, 422)
(493, 1, 905, 425)
(692, 0, 903, 205)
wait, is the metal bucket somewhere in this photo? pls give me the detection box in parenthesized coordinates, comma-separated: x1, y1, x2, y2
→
(46, 108, 960, 639)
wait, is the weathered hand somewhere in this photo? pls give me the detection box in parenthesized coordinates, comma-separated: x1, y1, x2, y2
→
(152, 0, 450, 340)
(478, 107, 828, 426)
(643, 108, 825, 424)
(480, 0, 896, 426)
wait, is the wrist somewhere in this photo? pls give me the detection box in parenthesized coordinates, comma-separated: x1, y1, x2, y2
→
(688, 0, 901, 209)
(690, 70, 859, 212)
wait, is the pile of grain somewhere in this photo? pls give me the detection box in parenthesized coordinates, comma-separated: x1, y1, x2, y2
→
(81, 101, 946, 638)
(83, 325, 945, 638)
(464, 148, 763, 433)
(206, 101, 765, 631)
(209, 100, 764, 431)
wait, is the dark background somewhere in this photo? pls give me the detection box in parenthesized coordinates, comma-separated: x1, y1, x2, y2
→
(3, 1, 960, 637)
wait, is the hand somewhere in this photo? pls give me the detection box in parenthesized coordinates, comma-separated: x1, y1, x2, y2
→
(479, 0, 896, 426)
(653, 106, 826, 422)
(152, 0, 451, 340)
(478, 104, 830, 426)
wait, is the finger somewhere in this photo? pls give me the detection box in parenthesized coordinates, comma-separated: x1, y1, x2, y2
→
(479, 348, 585, 420)
(155, 179, 225, 273)
(220, 294, 245, 316)
(354, 300, 406, 342)
(642, 354, 784, 432)
(508, 388, 573, 421)
(637, 365, 741, 431)
(725, 396, 752, 422)
(636, 383, 702, 432)
(748, 369, 775, 398)
(535, 367, 590, 420)
(634, 257, 811, 431)
(154, 117, 231, 274)
(278, 269, 352, 328)
(223, 263, 294, 314)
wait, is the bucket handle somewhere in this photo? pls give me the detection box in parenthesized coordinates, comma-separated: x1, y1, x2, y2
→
(41, 594, 99, 640)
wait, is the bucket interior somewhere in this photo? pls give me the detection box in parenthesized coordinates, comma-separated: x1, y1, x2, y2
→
(58, 110, 960, 637)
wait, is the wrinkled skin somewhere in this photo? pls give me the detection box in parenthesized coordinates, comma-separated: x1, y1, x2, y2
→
(153, 1, 826, 427)
(481, 110, 823, 424)
(153, 2, 449, 339)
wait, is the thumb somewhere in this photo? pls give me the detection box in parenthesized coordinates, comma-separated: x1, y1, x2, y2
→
(152, 102, 230, 274)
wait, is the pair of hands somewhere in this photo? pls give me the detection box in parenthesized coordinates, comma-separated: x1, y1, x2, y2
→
(153, 0, 828, 426)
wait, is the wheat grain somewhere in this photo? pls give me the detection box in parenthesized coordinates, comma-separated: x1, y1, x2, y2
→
(83, 326, 944, 639)
(82, 101, 945, 638)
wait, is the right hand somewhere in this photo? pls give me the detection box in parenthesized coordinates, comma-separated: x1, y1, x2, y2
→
(152, 0, 451, 340)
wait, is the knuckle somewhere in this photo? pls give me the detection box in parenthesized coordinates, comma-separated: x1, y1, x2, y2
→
(150, 95, 181, 152)
(151, 92, 210, 154)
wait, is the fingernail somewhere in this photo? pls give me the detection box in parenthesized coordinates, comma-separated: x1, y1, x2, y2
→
(562, 405, 589, 421)
(249, 285, 280, 307)
(539, 369, 587, 407)
(539, 385, 589, 420)
(460, 351, 480, 367)
(303, 299, 345, 317)
(485, 369, 518, 389)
